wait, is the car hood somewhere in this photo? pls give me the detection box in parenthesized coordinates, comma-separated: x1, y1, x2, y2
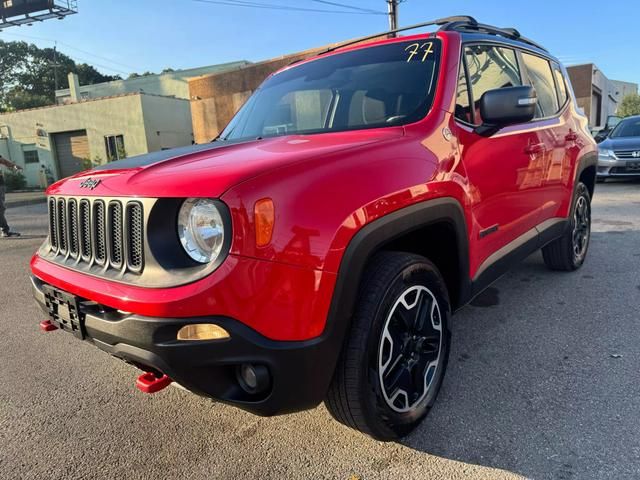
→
(599, 136, 640, 151)
(46, 129, 403, 197)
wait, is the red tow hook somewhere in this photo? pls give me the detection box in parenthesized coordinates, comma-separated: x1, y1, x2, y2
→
(40, 320, 58, 332)
(136, 372, 173, 394)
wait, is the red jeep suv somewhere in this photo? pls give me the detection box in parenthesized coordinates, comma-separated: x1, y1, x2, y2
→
(31, 16, 597, 440)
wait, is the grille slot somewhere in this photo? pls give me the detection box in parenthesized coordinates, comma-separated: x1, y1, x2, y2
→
(93, 200, 107, 265)
(47, 196, 145, 275)
(108, 201, 124, 268)
(48, 198, 58, 250)
(68, 199, 79, 258)
(79, 200, 92, 260)
(57, 199, 67, 254)
(127, 202, 144, 271)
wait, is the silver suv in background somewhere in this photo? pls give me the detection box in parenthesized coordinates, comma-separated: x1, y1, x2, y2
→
(597, 115, 640, 180)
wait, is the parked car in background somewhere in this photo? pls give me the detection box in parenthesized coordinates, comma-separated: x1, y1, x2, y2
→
(593, 115, 622, 143)
(31, 16, 597, 440)
(597, 115, 640, 180)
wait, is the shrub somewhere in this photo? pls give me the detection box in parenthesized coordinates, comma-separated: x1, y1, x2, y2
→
(618, 93, 640, 118)
(4, 170, 27, 191)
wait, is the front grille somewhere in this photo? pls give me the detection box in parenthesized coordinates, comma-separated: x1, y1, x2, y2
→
(610, 166, 640, 174)
(47, 196, 144, 274)
(614, 150, 640, 159)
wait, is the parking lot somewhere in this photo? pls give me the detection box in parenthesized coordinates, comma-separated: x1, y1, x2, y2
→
(1, 182, 639, 480)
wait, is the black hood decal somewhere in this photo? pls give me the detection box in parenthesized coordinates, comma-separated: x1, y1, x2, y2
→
(92, 139, 251, 171)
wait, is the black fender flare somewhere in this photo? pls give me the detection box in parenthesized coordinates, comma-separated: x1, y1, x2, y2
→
(562, 150, 598, 234)
(575, 151, 598, 198)
(322, 197, 471, 368)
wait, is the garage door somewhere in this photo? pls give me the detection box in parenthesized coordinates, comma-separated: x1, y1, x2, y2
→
(53, 130, 89, 179)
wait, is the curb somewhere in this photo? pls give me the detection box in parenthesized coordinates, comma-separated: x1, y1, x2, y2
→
(6, 198, 47, 209)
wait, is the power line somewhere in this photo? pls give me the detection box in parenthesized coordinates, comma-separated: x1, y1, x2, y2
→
(307, 0, 385, 15)
(63, 52, 130, 75)
(190, 0, 386, 15)
(0, 31, 137, 71)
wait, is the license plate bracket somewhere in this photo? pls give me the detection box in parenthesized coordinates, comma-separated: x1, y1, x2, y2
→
(42, 285, 85, 339)
(628, 162, 640, 171)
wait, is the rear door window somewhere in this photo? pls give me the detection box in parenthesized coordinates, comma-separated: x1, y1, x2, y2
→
(552, 63, 568, 107)
(522, 53, 559, 118)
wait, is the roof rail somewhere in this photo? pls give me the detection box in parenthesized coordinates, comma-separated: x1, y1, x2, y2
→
(439, 20, 548, 52)
(314, 15, 547, 58)
(317, 15, 478, 56)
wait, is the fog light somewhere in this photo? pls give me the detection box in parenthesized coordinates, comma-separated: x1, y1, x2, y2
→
(177, 323, 230, 341)
(237, 364, 270, 394)
(241, 364, 258, 389)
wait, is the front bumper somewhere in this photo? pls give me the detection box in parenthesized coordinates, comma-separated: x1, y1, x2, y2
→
(32, 276, 340, 416)
(597, 160, 640, 178)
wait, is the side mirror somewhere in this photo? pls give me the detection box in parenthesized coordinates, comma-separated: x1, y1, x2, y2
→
(474, 86, 537, 137)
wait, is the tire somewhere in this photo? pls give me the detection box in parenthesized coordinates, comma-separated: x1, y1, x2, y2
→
(542, 182, 591, 271)
(325, 251, 451, 440)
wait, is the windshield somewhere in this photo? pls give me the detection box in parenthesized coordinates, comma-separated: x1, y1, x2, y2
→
(610, 117, 640, 138)
(219, 40, 441, 141)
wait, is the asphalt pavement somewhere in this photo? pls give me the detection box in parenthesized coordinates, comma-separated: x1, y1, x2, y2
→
(1, 181, 639, 480)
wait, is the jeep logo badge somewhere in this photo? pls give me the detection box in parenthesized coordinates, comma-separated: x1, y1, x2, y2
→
(79, 178, 101, 190)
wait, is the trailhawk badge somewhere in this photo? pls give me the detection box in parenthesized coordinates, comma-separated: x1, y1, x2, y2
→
(79, 178, 101, 190)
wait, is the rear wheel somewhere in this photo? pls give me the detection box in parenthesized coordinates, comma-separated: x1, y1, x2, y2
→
(325, 251, 451, 440)
(542, 182, 591, 271)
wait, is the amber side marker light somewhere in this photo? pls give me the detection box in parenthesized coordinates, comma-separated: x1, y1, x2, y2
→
(177, 324, 230, 341)
(254, 198, 275, 247)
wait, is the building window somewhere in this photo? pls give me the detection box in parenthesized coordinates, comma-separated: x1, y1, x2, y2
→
(23, 146, 39, 164)
(105, 135, 126, 162)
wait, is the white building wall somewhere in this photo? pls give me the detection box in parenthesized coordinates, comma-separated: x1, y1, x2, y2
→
(140, 95, 194, 151)
(56, 61, 249, 103)
(0, 93, 193, 187)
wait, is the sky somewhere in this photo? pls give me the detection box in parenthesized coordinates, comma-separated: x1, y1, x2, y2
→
(0, 0, 638, 85)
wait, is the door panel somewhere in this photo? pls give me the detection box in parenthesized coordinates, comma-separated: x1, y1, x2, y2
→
(520, 56, 573, 222)
(456, 124, 545, 275)
(455, 44, 545, 275)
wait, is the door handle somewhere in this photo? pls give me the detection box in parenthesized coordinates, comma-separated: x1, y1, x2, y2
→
(524, 143, 546, 155)
(565, 131, 578, 142)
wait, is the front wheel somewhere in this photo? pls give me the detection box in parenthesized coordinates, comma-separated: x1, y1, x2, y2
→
(325, 251, 451, 440)
(542, 182, 591, 271)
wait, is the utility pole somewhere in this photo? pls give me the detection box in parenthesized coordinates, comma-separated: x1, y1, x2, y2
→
(53, 42, 59, 94)
(387, 0, 398, 35)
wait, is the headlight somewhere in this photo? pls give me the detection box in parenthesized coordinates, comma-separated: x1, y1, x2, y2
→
(598, 149, 616, 162)
(177, 198, 225, 263)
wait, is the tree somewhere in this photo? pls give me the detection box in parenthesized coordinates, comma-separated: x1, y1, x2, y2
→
(127, 71, 155, 79)
(0, 39, 120, 112)
(75, 63, 119, 85)
(618, 93, 640, 118)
